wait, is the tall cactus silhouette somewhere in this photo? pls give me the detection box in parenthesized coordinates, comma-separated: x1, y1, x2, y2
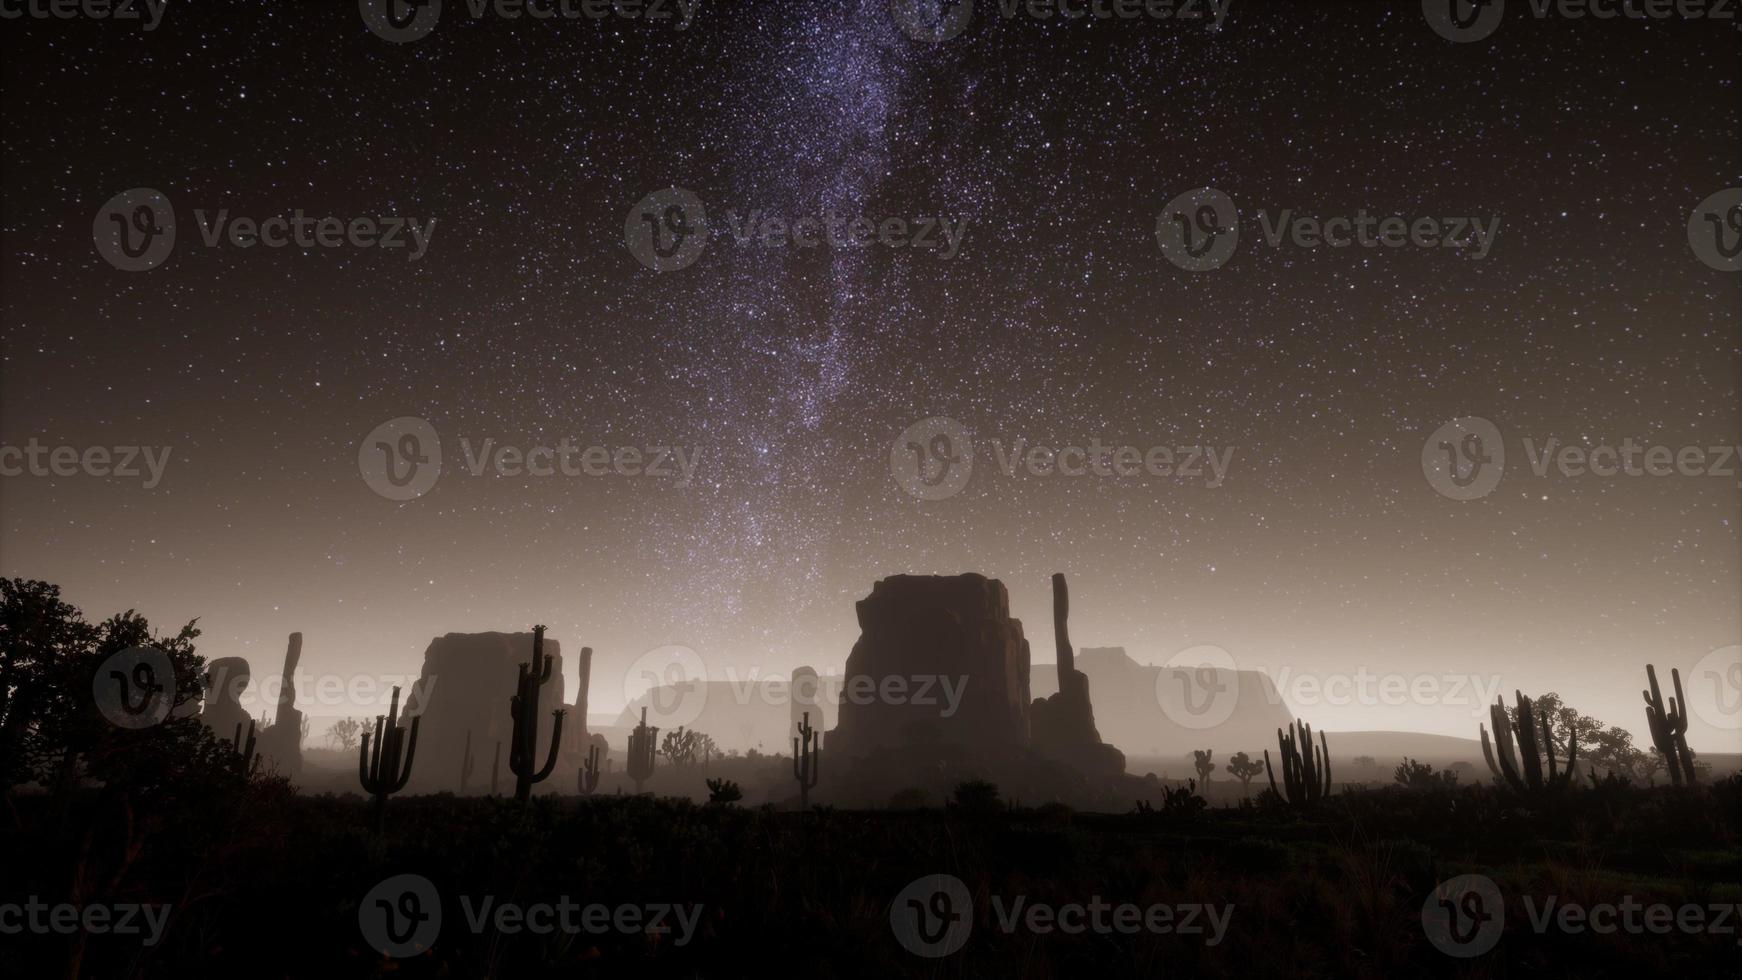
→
(1643, 664, 1697, 786)
(793, 710, 821, 809)
(459, 729, 475, 794)
(359, 685, 420, 833)
(578, 743, 601, 795)
(230, 719, 259, 777)
(1480, 690, 1576, 793)
(1264, 718, 1330, 808)
(626, 706, 658, 793)
(508, 625, 567, 803)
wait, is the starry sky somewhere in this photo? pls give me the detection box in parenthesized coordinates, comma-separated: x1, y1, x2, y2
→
(1, 0, 1737, 744)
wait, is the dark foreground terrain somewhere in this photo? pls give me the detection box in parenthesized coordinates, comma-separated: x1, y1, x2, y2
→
(5, 777, 1740, 978)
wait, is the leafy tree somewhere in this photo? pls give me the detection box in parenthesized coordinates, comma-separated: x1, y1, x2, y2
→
(1224, 751, 1265, 793)
(950, 779, 1001, 814)
(1353, 755, 1378, 770)
(1394, 757, 1458, 791)
(325, 717, 362, 751)
(660, 726, 716, 768)
(1192, 749, 1215, 783)
(1, 578, 237, 803)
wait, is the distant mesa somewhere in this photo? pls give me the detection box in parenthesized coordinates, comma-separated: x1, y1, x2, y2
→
(403, 631, 592, 794)
(1031, 647, 1295, 758)
(614, 676, 834, 754)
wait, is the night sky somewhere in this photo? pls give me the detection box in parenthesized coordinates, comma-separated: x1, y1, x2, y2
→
(1, 0, 1737, 743)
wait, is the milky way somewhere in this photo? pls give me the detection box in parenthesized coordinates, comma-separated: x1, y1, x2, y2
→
(0, 0, 1736, 735)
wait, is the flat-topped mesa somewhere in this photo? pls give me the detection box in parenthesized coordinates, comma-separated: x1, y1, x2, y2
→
(826, 573, 1032, 761)
(403, 631, 571, 792)
(1028, 573, 1125, 776)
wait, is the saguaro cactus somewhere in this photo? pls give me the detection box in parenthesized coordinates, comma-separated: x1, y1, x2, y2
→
(230, 719, 259, 777)
(793, 710, 821, 809)
(626, 707, 658, 793)
(1264, 718, 1330, 808)
(1479, 690, 1576, 793)
(459, 729, 476, 794)
(578, 743, 601, 795)
(359, 685, 420, 833)
(507, 625, 567, 802)
(1643, 664, 1698, 786)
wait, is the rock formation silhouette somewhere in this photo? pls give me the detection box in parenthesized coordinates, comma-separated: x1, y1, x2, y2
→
(1029, 647, 1294, 757)
(256, 632, 303, 778)
(200, 656, 251, 744)
(1027, 573, 1124, 776)
(403, 631, 576, 791)
(827, 573, 1032, 761)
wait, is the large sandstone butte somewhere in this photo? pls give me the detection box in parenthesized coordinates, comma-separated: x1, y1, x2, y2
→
(1030, 647, 1295, 760)
(402, 631, 588, 793)
(827, 573, 1033, 760)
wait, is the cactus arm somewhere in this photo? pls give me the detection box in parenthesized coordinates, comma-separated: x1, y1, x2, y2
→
(1309, 727, 1323, 797)
(530, 710, 565, 782)
(390, 714, 420, 791)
